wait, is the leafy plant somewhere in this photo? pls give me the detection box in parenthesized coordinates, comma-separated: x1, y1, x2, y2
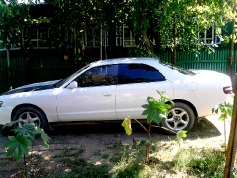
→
(177, 130, 187, 149)
(122, 91, 187, 162)
(212, 98, 234, 151)
(212, 101, 233, 121)
(3, 119, 50, 176)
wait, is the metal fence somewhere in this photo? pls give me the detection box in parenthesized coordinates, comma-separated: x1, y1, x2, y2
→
(0, 48, 235, 94)
(0, 49, 78, 93)
(157, 48, 231, 73)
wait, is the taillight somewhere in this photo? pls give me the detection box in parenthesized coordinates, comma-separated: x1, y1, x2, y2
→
(223, 86, 233, 94)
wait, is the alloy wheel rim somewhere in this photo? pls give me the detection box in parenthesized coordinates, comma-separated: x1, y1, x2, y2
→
(18, 111, 41, 127)
(165, 108, 189, 131)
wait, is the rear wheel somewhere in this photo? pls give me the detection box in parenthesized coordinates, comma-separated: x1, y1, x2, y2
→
(13, 106, 48, 131)
(161, 102, 195, 134)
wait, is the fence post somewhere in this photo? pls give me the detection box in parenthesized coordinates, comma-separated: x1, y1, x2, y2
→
(6, 45, 11, 90)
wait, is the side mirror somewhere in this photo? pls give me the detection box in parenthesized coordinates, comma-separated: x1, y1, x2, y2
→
(67, 81, 78, 89)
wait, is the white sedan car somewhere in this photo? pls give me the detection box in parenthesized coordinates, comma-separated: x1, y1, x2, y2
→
(0, 58, 233, 133)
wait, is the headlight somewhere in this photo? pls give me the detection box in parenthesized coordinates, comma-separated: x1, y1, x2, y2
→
(0, 101, 2, 107)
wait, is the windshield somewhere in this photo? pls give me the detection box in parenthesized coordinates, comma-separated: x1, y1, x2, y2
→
(159, 60, 196, 75)
(55, 65, 90, 87)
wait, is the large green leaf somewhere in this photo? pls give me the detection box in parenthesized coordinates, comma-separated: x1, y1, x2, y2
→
(36, 127, 51, 148)
(142, 91, 173, 125)
(4, 120, 51, 160)
(3, 119, 25, 129)
(13, 123, 37, 140)
(5, 134, 32, 161)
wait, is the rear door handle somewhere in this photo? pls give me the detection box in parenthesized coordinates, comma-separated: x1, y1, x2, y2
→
(103, 94, 112, 97)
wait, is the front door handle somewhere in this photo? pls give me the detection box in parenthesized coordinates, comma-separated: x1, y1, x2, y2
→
(161, 91, 167, 94)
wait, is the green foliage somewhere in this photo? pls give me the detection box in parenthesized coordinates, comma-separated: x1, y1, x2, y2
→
(128, 45, 154, 58)
(121, 91, 187, 162)
(1, 0, 235, 56)
(177, 130, 187, 149)
(5, 134, 32, 161)
(122, 91, 175, 135)
(4, 119, 50, 161)
(212, 100, 233, 121)
(0, 1, 30, 47)
(142, 91, 174, 125)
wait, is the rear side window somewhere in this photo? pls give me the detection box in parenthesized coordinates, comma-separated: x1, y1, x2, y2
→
(76, 65, 118, 87)
(118, 64, 165, 84)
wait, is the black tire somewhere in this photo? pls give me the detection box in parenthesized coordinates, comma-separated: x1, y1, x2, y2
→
(13, 106, 49, 131)
(1, 125, 13, 136)
(161, 102, 195, 134)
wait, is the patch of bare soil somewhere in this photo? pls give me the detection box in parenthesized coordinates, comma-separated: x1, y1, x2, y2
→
(0, 115, 228, 178)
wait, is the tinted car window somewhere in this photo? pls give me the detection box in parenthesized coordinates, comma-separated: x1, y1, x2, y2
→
(76, 65, 118, 87)
(118, 64, 165, 84)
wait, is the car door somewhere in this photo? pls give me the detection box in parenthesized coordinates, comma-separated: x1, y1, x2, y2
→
(56, 64, 118, 121)
(116, 63, 173, 120)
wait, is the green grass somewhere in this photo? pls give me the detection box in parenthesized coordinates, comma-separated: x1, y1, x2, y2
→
(93, 149, 102, 156)
(172, 148, 225, 178)
(55, 157, 110, 178)
(102, 153, 110, 159)
(109, 141, 226, 178)
(0, 137, 231, 178)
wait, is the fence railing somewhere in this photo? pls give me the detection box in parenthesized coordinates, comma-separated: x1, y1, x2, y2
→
(157, 48, 231, 73)
(0, 49, 78, 93)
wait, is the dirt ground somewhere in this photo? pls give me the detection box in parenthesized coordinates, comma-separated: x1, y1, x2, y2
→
(0, 115, 230, 177)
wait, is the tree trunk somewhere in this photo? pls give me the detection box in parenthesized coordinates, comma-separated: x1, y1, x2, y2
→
(228, 17, 235, 77)
(173, 24, 177, 65)
(145, 123, 152, 162)
(224, 2, 237, 177)
(143, 31, 154, 53)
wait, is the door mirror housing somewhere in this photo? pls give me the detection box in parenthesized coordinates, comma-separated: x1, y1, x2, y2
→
(67, 81, 78, 89)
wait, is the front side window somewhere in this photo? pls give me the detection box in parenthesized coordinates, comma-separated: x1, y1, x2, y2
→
(76, 65, 118, 87)
(118, 64, 165, 84)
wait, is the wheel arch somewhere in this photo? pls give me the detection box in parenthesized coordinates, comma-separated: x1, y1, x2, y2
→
(166, 99, 198, 119)
(11, 104, 48, 122)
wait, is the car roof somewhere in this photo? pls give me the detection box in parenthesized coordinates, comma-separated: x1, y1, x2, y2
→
(89, 57, 160, 67)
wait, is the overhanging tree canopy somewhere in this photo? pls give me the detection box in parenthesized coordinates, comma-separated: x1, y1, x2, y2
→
(0, 0, 235, 60)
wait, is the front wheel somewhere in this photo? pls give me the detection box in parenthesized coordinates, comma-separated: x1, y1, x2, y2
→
(161, 102, 195, 134)
(12, 106, 49, 131)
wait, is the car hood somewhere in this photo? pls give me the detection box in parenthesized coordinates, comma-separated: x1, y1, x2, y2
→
(1, 80, 60, 96)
